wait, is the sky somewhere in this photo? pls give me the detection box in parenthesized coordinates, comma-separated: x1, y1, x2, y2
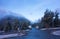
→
(0, 0, 60, 22)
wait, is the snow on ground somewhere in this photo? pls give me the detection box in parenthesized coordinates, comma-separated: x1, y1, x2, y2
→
(40, 27, 60, 30)
(0, 30, 30, 39)
(0, 33, 25, 39)
(0, 27, 60, 39)
(0, 31, 4, 33)
(40, 27, 60, 36)
(52, 30, 60, 36)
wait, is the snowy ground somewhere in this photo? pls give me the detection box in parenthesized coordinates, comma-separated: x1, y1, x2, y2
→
(52, 30, 60, 36)
(0, 29, 30, 39)
(40, 27, 60, 36)
(0, 27, 60, 39)
(0, 33, 25, 39)
(40, 27, 60, 30)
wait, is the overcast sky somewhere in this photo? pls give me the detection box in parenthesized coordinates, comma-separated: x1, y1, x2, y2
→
(0, 0, 60, 22)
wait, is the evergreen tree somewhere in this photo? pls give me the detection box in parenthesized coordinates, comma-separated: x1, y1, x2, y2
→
(41, 9, 54, 28)
(54, 11, 59, 27)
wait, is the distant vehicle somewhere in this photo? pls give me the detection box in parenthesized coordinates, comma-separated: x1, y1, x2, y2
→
(28, 25, 32, 30)
(35, 26, 39, 29)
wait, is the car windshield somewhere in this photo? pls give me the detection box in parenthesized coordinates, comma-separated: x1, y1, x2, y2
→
(0, 0, 60, 39)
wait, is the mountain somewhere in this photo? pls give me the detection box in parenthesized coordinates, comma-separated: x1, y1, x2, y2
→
(0, 9, 24, 19)
(0, 9, 30, 24)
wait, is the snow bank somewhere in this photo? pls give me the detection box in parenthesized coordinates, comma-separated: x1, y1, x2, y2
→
(40, 27, 60, 30)
(0, 33, 25, 39)
(52, 31, 60, 36)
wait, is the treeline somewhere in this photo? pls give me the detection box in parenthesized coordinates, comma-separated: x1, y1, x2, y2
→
(0, 9, 60, 32)
(0, 15, 30, 32)
(32, 9, 60, 28)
